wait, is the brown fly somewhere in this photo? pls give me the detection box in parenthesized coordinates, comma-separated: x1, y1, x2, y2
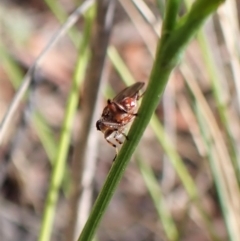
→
(96, 82, 145, 156)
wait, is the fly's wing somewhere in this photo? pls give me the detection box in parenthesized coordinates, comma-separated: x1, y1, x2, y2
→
(113, 82, 144, 102)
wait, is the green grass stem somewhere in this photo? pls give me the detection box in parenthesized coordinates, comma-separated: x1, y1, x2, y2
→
(137, 156, 179, 241)
(38, 8, 94, 241)
(77, 1, 224, 240)
(195, 103, 238, 241)
(196, 30, 239, 180)
(108, 43, 219, 240)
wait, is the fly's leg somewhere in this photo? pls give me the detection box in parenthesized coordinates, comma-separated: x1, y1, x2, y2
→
(105, 137, 117, 148)
(105, 131, 117, 148)
(105, 137, 119, 162)
(105, 129, 126, 148)
(105, 129, 129, 161)
(113, 132, 128, 161)
(114, 138, 123, 145)
(114, 130, 129, 144)
(121, 132, 129, 140)
(113, 148, 119, 162)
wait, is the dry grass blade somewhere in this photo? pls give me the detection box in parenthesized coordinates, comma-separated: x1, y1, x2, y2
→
(0, 0, 94, 146)
(119, 0, 157, 56)
(217, 1, 240, 111)
(181, 62, 240, 240)
(66, 1, 116, 240)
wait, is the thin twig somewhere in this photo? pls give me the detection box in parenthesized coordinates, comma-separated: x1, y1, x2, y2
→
(0, 0, 94, 146)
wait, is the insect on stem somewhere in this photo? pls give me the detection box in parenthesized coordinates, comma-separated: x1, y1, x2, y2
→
(96, 82, 145, 160)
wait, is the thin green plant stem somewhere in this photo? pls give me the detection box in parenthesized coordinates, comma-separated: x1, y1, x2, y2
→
(150, 115, 197, 197)
(0, 45, 23, 89)
(107, 46, 135, 83)
(33, 111, 72, 196)
(32, 112, 57, 164)
(108, 46, 197, 197)
(78, 1, 224, 241)
(130, 0, 237, 192)
(161, 0, 181, 41)
(151, 115, 221, 241)
(108, 45, 221, 240)
(104, 52, 179, 239)
(182, 61, 240, 240)
(106, 53, 198, 239)
(38, 9, 93, 241)
(185, 0, 238, 181)
(44, 0, 67, 21)
(196, 30, 239, 181)
(195, 102, 236, 241)
(137, 156, 179, 241)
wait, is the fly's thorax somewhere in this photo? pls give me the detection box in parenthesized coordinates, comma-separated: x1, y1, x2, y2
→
(101, 102, 130, 123)
(120, 97, 138, 112)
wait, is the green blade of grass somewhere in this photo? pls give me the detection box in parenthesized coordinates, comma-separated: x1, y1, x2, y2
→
(38, 7, 94, 241)
(185, 0, 238, 176)
(195, 102, 239, 241)
(107, 47, 180, 240)
(108, 41, 220, 240)
(137, 156, 179, 241)
(181, 60, 240, 241)
(78, 1, 224, 240)
(0, 44, 23, 89)
(196, 30, 239, 181)
(32, 112, 57, 163)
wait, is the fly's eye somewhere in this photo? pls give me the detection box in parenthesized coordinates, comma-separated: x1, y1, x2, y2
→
(96, 120, 101, 130)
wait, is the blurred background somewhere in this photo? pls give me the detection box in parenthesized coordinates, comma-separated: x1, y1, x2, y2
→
(1, 0, 240, 241)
